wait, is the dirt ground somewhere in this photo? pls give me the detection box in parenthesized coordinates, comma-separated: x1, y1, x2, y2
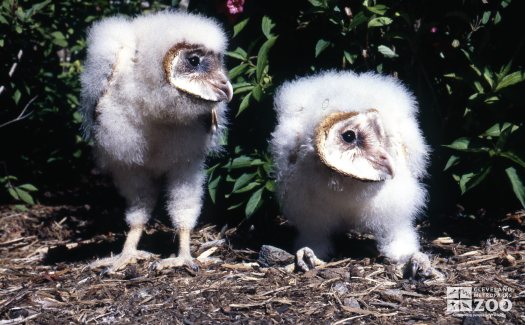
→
(0, 185, 524, 324)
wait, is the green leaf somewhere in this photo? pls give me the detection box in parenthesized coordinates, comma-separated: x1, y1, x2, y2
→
(233, 173, 257, 192)
(458, 166, 492, 194)
(15, 188, 34, 205)
(505, 167, 525, 208)
(8, 188, 19, 200)
(51, 31, 67, 47)
(19, 184, 38, 192)
(348, 11, 368, 30)
(368, 17, 393, 27)
(12, 89, 21, 105)
(256, 36, 277, 82)
(31, 0, 51, 13)
(343, 51, 355, 65)
(443, 73, 464, 81)
(261, 16, 275, 39)
(208, 175, 222, 204)
(481, 123, 519, 137)
(233, 18, 249, 38)
(444, 155, 460, 171)
(234, 182, 260, 194)
(14, 204, 28, 212)
(366, 5, 389, 15)
(233, 82, 253, 95)
(229, 63, 248, 79)
(315, 39, 331, 57)
(245, 187, 264, 217)
(252, 84, 263, 101)
(226, 48, 248, 61)
(264, 180, 275, 192)
(443, 137, 490, 153)
(494, 11, 501, 24)
(237, 93, 251, 116)
(481, 11, 491, 25)
(377, 45, 398, 58)
(499, 151, 525, 168)
(308, 0, 328, 8)
(473, 81, 484, 94)
(495, 71, 525, 91)
(482, 67, 494, 88)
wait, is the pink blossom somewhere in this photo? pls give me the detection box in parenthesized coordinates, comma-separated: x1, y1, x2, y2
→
(430, 26, 438, 33)
(226, 0, 245, 15)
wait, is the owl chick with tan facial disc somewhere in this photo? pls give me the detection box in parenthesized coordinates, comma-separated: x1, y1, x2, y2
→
(271, 71, 438, 277)
(80, 11, 232, 271)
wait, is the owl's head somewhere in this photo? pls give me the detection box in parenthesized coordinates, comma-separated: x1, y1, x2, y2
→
(163, 42, 232, 103)
(315, 109, 395, 181)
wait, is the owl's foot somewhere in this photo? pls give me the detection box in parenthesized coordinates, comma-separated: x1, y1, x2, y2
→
(295, 247, 326, 272)
(153, 256, 198, 271)
(403, 252, 444, 281)
(90, 249, 157, 272)
(154, 255, 222, 272)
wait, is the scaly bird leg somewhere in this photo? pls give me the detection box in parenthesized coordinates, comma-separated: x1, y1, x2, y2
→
(91, 225, 157, 272)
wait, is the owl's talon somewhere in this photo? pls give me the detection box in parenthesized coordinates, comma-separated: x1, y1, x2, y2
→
(90, 249, 157, 273)
(403, 252, 443, 281)
(154, 256, 197, 271)
(296, 247, 326, 272)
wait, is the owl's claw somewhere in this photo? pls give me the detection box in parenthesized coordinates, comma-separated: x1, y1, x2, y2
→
(403, 252, 444, 281)
(296, 247, 326, 272)
(154, 256, 198, 271)
(91, 249, 158, 273)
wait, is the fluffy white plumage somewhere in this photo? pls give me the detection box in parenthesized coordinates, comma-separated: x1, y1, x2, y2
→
(271, 71, 433, 273)
(80, 11, 231, 271)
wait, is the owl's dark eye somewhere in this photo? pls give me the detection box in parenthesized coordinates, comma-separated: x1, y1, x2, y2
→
(188, 56, 200, 67)
(341, 130, 357, 143)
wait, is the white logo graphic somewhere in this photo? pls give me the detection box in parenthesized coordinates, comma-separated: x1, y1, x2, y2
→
(446, 286, 514, 317)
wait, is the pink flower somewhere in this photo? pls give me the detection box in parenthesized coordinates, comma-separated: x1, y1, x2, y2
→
(430, 26, 438, 33)
(226, 0, 245, 15)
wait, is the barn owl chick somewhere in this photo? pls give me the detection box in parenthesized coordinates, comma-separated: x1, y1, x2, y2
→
(80, 11, 232, 271)
(271, 71, 437, 278)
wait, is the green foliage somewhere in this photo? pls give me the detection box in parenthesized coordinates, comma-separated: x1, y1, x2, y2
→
(1, 0, 523, 216)
(0, 0, 171, 205)
(0, 174, 37, 209)
(208, 16, 278, 218)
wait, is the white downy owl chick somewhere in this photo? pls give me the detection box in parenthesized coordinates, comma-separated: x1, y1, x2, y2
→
(271, 71, 436, 277)
(80, 11, 233, 271)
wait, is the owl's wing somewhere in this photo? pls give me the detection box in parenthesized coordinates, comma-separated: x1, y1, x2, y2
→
(80, 16, 135, 139)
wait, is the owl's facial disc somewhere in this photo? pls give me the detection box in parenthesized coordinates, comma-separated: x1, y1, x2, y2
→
(164, 43, 233, 103)
(315, 110, 395, 181)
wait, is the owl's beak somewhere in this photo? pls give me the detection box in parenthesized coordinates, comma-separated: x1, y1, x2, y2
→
(370, 148, 395, 179)
(210, 72, 233, 103)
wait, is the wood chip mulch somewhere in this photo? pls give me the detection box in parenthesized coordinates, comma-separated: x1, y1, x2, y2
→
(0, 205, 524, 324)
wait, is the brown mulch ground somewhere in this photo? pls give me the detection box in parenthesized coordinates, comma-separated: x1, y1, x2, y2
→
(0, 194, 524, 324)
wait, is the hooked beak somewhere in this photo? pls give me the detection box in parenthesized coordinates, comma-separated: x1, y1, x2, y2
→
(210, 71, 233, 103)
(369, 148, 395, 180)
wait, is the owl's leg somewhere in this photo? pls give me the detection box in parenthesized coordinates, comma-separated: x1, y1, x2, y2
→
(155, 162, 219, 271)
(375, 223, 443, 280)
(91, 168, 159, 272)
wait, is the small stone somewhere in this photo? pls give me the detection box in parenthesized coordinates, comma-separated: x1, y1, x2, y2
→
(332, 281, 349, 295)
(343, 297, 360, 309)
(258, 245, 294, 267)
